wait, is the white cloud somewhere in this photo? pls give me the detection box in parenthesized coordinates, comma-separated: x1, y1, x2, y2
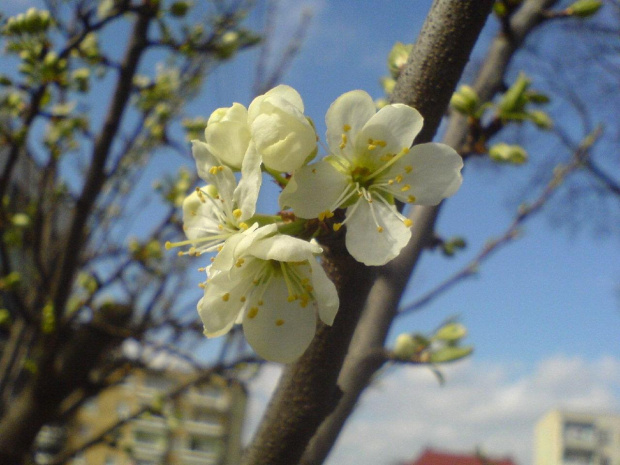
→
(245, 355, 620, 465)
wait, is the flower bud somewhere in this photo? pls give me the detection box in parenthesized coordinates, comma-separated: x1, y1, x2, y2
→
(499, 72, 531, 115)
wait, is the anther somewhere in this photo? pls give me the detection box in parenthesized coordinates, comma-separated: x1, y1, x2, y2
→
(222, 293, 230, 302)
(400, 184, 411, 192)
(275, 319, 285, 326)
(247, 307, 258, 319)
(233, 208, 242, 218)
(404, 219, 413, 227)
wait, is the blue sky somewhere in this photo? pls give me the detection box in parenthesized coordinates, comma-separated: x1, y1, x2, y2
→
(3, 0, 619, 463)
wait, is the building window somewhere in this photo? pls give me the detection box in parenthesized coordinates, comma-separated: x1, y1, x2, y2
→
(192, 407, 223, 427)
(133, 429, 165, 447)
(563, 448, 594, 465)
(564, 422, 596, 443)
(188, 435, 223, 456)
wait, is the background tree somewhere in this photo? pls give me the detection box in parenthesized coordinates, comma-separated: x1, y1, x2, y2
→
(0, 0, 617, 464)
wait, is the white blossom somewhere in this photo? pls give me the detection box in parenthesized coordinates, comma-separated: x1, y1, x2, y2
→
(280, 90, 463, 266)
(198, 225, 339, 363)
(165, 139, 261, 256)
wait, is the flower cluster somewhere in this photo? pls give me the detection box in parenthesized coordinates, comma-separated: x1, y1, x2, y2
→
(167, 85, 463, 363)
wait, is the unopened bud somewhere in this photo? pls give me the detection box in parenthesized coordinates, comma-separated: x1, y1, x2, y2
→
(387, 42, 413, 79)
(393, 334, 418, 360)
(450, 85, 480, 116)
(529, 110, 553, 130)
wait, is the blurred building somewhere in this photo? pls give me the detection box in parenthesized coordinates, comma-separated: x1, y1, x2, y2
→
(535, 410, 620, 465)
(402, 448, 517, 465)
(35, 368, 247, 465)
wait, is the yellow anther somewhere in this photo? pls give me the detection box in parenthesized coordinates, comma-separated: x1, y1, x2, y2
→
(377, 226, 384, 233)
(198, 267, 206, 272)
(407, 195, 416, 203)
(258, 300, 264, 306)
(404, 219, 413, 227)
(404, 166, 413, 173)
(177, 251, 184, 256)
(380, 153, 395, 162)
(401, 147, 410, 154)
(275, 319, 285, 326)
(287, 294, 297, 302)
(247, 307, 258, 319)
(164, 241, 172, 250)
(318, 210, 334, 221)
(188, 247, 197, 256)
(217, 245, 223, 252)
(304, 284, 314, 292)
(395, 175, 403, 183)
(333, 223, 342, 231)
(198, 282, 206, 289)
(233, 208, 242, 218)
(343, 124, 351, 132)
(222, 293, 230, 302)
(209, 166, 219, 175)
(368, 144, 376, 151)
(210, 257, 215, 262)
(235, 258, 245, 267)
(218, 166, 224, 171)
(400, 184, 411, 192)
(339, 142, 346, 150)
(240, 296, 246, 302)
(376, 140, 387, 147)
(312, 168, 317, 173)
(388, 180, 394, 185)
(218, 224, 224, 230)
(239, 222, 249, 230)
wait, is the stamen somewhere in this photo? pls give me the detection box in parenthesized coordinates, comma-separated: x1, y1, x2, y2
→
(222, 293, 230, 302)
(343, 124, 351, 132)
(247, 307, 258, 319)
(400, 184, 411, 192)
(407, 195, 416, 203)
(404, 219, 413, 227)
(233, 208, 242, 218)
(275, 319, 285, 326)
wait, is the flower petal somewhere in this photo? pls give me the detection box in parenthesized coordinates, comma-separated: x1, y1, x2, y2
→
(386, 142, 463, 205)
(199, 263, 257, 337)
(326, 90, 376, 158)
(248, 85, 305, 118)
(192, 141, 237, 205)
(279, 161, 350, 219)
(249, 232, 322, 262)
(308, 257, 339, 326)
(354, 104, 423, 166)
(182, 189, 221, 241)
(234, 142, 262, 220)
(242, 277, 317, 363)
(204, 103, 251, 170)
(345, 197, 412, 266)
(250, 98, 316, 172)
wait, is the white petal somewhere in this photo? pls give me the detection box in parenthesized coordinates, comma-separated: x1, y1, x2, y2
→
(345, 197, 412, 266)
(250, 99, 316, 172)
(308, 257, 339, 325)
(279, 161, 350, 219)
(354, 104, 423, 165)
(248, 85, 304, 119)
(326, 90, 376, 158)
(182, 189, 221, 241)
(199, 265, 255, 337)
(249, 233, 322, 262)
(234, 143, 262, 220)
(211, 223, 262, 271)
(192, 141, 238, 205)
(204, 103, 251, 170)
(242, 277, 317, 363)
(386, 142, 463, 205)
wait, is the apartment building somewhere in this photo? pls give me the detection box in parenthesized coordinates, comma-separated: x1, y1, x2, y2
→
(36, 368, 247, 465)
(535, 410, 620, 465)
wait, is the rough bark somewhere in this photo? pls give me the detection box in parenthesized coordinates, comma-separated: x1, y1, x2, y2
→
(300, 1, 558, 463)
(243, 1, 494, 464)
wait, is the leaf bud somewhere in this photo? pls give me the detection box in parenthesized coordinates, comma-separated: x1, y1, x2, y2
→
(450, 85, 480, 116)
(567, 0, 603, 17)
(387, 42, 412, 79)
(529, 110, 553, 130)
(489, 143, 528, 164)
(393, 334, 418, 360)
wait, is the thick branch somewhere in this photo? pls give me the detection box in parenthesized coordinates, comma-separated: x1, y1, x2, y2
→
(243, 2, 493, 465)
(300, 1, 558, 463)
